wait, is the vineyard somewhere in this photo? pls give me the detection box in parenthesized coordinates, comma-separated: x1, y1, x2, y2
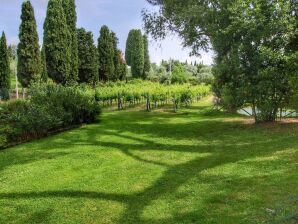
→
(95, 80, 211, 111)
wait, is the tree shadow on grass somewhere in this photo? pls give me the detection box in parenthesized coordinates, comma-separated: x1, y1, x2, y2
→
(0, 109, 297, 223)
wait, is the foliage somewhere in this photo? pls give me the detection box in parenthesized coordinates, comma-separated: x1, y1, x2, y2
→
(148, 60, 213, 85)
(125, 30, 134, 66)
(125, 29, 145, 78)
(77, 28, 99, 86)
(143, 34, 151, 79)
(111, 32, 127, 81)
(17, 0, 41, 88)
(43, 0, 71, 84)
(95, 80, 210, 111)
(143, 0, 298, 122)
(7, 44, 17, 61)
(171, 64, 188, 84)
(40, 46, 48, 82)
(0, 100, 297, 223)
(0, 83, 101, 149)
(115, 50, 127, 81)
(62, 0, 79, 83)
(0, 32, 10, 100)
(98, 25, 115, 81)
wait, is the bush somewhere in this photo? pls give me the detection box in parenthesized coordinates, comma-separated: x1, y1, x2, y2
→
(0, 83, 101, 149)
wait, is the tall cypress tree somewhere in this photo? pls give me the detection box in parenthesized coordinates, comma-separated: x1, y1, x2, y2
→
(143, 34, 151, 79)
(17, 0, 41, 88)
(98, 25, 114, 81)
(111, 32, 119, 80)
(62, 0, 78, 83)
(125, 29, 145, 78)
(125, 30, 134, 66)
(131, 30, 144, 78)
(0, 32, 10, 100)
(77, 28, 99, 86)
(43, 0, 71, 84)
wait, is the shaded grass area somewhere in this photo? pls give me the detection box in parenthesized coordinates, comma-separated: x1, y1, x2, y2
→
(0, 99, 297, 224)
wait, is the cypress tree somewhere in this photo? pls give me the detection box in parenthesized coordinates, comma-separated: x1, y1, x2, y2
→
(43, 0, 71, 84)
(77, 28, 99, 86)
(98, 25, 114, 81)
(40, 46, 48, 82)
(0, 32, 10, 100)
(111, 32, 119, 81)
(17, 0, 41, 88)
(62, 0, 79, 83)
(143, 34, 151, 79)
(130, 30, 144, 78)
(125, 30, 134, 66)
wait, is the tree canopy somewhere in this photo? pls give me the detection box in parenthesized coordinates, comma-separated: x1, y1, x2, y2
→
(144, 0, 298, 122)
(98, 25, 115, 81)
(43, 0, 71, 84)
(0, 32, 10, 100)
(17, 0, 41, 88)
(77, 28, 99, 85)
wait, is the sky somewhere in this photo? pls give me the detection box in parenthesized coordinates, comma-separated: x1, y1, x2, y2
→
(0, 0, 214, 65)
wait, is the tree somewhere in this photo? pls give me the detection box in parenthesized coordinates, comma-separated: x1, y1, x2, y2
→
(125, 29, 144, 78)
(77, 28, 99, 86)
(98, 25, 114, 81)
(125, 30, 134, 66)
(0, 32, 10, 100)
(144, 0, 297, 122)
(62, 0, 79, 83)
(17, 0, 41, 89)
(111, 32, 120, 81)
(43, 0, 71, 84)
(143, 34, 151, 79)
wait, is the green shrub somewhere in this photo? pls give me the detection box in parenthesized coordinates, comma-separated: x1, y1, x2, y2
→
(0, 83, 101, 149)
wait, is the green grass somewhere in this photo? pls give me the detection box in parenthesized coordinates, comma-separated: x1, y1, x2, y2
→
(0, 98, 297, 224)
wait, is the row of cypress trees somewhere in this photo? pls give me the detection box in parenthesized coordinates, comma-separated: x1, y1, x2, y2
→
(0, 0, 151, 99)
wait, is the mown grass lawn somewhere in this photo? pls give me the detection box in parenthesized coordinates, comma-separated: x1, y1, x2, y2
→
(0, 98, 297, 224)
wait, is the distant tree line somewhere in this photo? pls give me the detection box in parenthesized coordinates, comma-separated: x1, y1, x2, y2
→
(0, 0, 153, 100)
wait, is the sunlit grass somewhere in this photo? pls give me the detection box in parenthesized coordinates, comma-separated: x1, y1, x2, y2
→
(0, 99, 297, 223)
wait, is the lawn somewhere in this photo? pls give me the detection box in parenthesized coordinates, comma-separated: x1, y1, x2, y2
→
(0, 98, 297, 224)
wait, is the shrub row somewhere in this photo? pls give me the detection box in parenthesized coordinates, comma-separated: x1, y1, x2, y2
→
(0, 83, 101, 149)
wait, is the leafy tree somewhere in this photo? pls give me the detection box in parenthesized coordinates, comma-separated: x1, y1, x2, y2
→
(0, 32, 10, 100)
(125, 29, 144, 78)
(17, 0, 41, 89)
(98, 25, 114, 81)
(62, 0, 79, 83)
(144, 0, 297, 122)
(77, 28, 99, 86)
(171, 64, 188, 84)
(43, 0, 71, 84)
(40, 46, 48, 82)
(143, 34, 151, 79)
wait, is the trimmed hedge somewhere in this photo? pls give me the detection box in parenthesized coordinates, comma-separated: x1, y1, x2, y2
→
(0, 83, 101, 149)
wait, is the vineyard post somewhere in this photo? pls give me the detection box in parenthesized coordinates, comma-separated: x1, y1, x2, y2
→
(117, 92, 121, 111)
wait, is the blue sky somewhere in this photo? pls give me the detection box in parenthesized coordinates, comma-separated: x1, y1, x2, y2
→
(0, 0, 213, 65)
